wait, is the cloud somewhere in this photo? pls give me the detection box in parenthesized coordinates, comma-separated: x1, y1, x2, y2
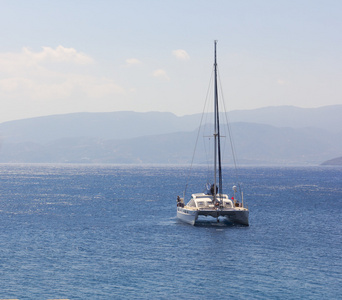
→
(78, 76, 125, 98)
(172, 49, 190, 60)
(277, 79, 287, 85)
(125, 58, 142, 66)
(26, 45, 94, 64)
(0, 74, 125, 101)
(152, 69, 170, 81)
(0, 46, 93, 71)
(0, 46, 124, 102)
(0, 46, 94, 77)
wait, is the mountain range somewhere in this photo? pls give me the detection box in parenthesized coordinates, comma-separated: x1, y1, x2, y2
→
(0, 105, 341, 165)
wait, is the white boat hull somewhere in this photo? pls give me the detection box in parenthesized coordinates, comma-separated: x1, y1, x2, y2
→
(177, 206, 249, 226)
(177, 207, 198, 225)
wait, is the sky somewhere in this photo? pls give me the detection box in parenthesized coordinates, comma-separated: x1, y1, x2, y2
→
(0, 0, 341, 123)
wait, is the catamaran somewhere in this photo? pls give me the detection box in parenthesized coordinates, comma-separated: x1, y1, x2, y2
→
(177, 41, 249, 226)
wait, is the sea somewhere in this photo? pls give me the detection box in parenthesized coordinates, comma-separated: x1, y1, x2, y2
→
(0, 164, 341, 299)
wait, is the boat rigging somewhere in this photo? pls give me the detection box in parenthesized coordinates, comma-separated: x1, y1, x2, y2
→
(176, 41, 249, 226)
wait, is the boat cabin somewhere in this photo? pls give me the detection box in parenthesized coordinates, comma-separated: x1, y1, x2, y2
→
(187, 193, 233, 209)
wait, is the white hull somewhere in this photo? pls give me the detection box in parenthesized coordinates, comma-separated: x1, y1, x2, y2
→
(177, 207, 198, 225)
(177, 206, 249, 226)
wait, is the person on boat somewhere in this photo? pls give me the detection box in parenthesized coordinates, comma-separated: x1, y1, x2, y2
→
(210, 184, 218, 195)
(177, 196, 184, 207)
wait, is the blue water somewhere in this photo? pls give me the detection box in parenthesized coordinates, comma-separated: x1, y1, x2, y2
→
(0, 164, 341, 299)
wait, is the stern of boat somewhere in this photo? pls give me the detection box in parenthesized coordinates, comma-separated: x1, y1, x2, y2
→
(177, 207, 198, 225)
(224, 209, 249, 226)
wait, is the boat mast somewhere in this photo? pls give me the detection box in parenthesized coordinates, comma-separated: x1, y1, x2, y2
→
(214, 40, 223, 201)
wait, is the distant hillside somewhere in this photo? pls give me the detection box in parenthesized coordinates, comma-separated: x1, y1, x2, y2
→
(321, 157, 342, 165)
(0, 106, 341, 165)
(1, 105, 341, 144)
(0, 122, 341, 165)
(0, 111, 196, 143)
(227, 105, 342, 133)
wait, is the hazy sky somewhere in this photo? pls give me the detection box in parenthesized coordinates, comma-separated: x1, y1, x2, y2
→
(0, 0, 341, 123)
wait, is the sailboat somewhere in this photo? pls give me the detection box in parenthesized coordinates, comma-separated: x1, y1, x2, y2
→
(176, 41, 249, 226)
